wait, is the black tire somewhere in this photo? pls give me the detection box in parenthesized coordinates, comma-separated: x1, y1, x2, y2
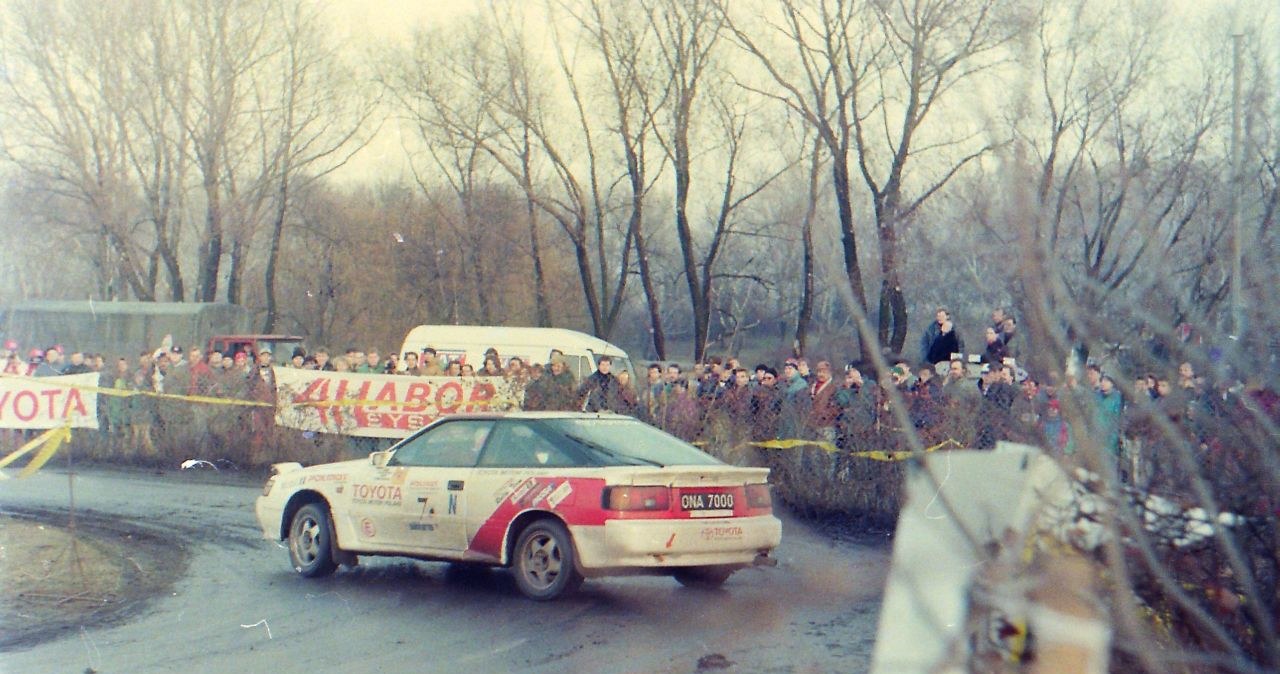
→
(512, 519, 582, 601)
(288, 503, 338, 577)
(673, 565, 733, 589)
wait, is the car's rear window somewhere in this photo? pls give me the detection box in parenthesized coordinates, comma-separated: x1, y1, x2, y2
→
(539, 418, 722, 467)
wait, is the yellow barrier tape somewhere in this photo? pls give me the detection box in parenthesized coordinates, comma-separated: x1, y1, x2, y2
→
(0, 425, 72, 478)
(17, 426, 71, 478)
(0, 426, 63, 470)
(0, 372, 273, 408)
(737, 437, 962, 461)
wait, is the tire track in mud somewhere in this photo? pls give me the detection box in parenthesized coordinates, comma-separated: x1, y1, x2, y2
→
(0, 506, 191, 652)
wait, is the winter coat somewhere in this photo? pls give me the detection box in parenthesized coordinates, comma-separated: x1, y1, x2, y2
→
(577, 371, 619, 413)
(921, 322, 964, 364)
(750, 386, 782, 441)
(808, 378, 841, 431)
(543, 371, 578, 411)
(778, 373, 812, 440)
(1095, 389, 1123, 456)
(983, 339, 1009, 365)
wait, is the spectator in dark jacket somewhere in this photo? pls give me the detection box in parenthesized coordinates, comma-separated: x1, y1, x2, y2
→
(920, 308, 964, 365)
(974, 364, 1016, 449)
(982, 326, 1009, 365)
(542, 357, 578, 410)
(577, 356, 619, 412)
(750, 368, 782, 441)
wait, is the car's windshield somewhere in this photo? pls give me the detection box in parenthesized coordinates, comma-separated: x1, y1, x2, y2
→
(539, 417, 721, 467)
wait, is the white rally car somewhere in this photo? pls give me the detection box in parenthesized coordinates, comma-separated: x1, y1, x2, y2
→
(255, 413, 782, 600)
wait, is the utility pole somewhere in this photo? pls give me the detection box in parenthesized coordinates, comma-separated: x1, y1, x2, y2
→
(1229, 33, 1244, 350)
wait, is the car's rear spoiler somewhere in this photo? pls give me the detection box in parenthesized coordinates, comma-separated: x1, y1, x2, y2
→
(617, 466, 770, 486)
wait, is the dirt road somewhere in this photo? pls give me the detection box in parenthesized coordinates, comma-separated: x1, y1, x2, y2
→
(0, 467, 889, 674)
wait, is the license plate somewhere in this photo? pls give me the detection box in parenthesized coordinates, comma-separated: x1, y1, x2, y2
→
(679, 492, 734, 511)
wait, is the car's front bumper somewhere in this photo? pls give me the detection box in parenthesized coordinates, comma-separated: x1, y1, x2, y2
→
(254, 494, 286, 540)
(571, 515, 782, 571)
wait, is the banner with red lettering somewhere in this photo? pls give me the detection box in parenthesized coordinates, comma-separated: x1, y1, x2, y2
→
(0, 374, 99, 429)
(274, 369, 522, 438)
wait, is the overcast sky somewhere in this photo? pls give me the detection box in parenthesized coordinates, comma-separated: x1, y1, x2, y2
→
(326, 0, 1264, 183)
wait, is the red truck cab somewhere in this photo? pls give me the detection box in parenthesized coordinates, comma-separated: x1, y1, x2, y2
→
(206, 335, 305, 364)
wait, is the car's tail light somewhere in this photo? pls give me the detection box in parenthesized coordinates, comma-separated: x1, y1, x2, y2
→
(603, 486, 670, 511)
(262, 476, 276, 497)
(745, 483, 772, 509)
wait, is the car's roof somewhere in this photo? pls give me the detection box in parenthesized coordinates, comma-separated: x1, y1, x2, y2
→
(401, 325, 629, 357)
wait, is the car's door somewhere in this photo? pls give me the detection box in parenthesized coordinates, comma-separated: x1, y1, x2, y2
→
(467, 421, 586, 559)
(377, 419, 493, 553)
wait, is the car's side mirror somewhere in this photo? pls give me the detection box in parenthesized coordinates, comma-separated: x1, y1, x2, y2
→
(370, 450, 392, 468)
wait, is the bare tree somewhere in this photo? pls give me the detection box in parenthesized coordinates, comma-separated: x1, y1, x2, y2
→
(856, 0, 1015, 354)
(0, 0, 158, 300)
(794, 133, 826, 356)
(257, 0, 376, 331)
(645, 0, 721, 362)
(570, 0, 668, 358)
(387, 4, 646, 339)
(723, 0, 876, 361)
(117, 3, 194, 301)
(177, 0, 274, 303)
(1011, 0, 1232, 354)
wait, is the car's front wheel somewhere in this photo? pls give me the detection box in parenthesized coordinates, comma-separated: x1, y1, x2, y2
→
(673, 565, 734, 589)
(288, 503, 338, 577)
(512, 519, 582, 600)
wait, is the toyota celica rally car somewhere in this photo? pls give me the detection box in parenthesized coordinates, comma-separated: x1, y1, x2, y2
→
(255, 412, 783, 600)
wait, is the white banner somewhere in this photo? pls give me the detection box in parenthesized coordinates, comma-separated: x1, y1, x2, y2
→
(274, 369, 522, 438)
(0, 373, 99, 429)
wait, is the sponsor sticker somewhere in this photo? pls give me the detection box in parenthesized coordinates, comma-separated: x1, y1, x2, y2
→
(493, 477, 524, 504)
(699, 525, 744, 540)
(351, 484, 403, 506)
(545, 481, 573, 508)
(408, 522, 435, 532)
(507, 479, 536, 505)
(529, 483, 555, 506)
(305, 473, 347, 484)
(361, 517, 376, 538)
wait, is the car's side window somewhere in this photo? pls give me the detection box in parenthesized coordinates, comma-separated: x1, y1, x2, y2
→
(477, 421, 577, 468)
(392, 421, 493, 468)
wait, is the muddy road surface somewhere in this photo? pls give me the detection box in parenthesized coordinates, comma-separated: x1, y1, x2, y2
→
(1, 468, 889, 674)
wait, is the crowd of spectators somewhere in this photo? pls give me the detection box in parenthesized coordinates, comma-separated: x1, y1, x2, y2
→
(4, 304, 1277, 490)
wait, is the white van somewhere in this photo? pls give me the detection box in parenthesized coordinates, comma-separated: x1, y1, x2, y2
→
(398, 325, 634, 382)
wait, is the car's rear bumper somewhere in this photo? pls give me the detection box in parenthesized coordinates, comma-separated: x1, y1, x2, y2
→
(571, 515, 782, 570)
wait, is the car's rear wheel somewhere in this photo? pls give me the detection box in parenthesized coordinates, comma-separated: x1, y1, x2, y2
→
(512, 519, 582, 600)
(288, 503, 338, 577)
(673, 565, 734, 589)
